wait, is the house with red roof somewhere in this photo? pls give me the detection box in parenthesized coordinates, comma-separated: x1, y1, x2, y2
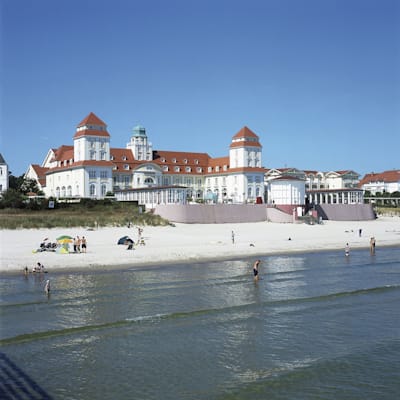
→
(358, 170, 400, 194)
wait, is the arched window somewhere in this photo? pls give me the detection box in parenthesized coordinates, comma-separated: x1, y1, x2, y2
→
(90, 184, 96, 197)
(61, 186, 66, 197)
(144, 177, 154, 184)
(56, 187, 60, 198)
(67, 186, 72, 197)
(101, 184, 107, 196)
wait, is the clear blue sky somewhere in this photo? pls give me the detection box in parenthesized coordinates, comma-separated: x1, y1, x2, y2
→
(1, 0, 399, 177)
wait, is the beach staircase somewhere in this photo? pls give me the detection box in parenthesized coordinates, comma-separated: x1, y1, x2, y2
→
(315, 204, 376, 221)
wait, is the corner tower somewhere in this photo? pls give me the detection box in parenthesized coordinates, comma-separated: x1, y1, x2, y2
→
(73, 112, 110, 162)
(229, 126, 262, 169)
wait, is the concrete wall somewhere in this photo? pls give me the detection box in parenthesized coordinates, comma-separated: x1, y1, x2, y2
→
(154, 204, 294, 224)
(316, 204, 376, 221)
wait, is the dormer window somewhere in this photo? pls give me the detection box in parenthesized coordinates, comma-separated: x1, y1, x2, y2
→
(161, 157, 166, 162)
(122, 156, 127, 161)
(196, 167, 202, 173)
(215, 166, 220, 172)
(110, 155, 114, 160)
(163, 166, 168, 172)
(185, 166, 191, 172)
(174, 166, 180, 172)
(223, 165, 228, 171)
(172, 158, 177, 163)
(183, 159, 188, 164)
(208, 166, 212, 172)
(194, 159, 199, 164)
(124, 164, 129, 170)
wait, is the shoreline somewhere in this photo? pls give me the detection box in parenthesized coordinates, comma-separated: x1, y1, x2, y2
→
(1, 217, 399, 275)
(1, 243, 399, 277)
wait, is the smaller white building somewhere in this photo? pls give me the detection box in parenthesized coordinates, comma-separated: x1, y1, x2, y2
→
(0, 153, 9, 193)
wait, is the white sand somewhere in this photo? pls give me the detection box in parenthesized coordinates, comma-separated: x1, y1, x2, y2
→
(1, 217, 399, 273)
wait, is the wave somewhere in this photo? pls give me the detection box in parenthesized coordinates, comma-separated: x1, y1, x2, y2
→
(2, 284, 398, 347)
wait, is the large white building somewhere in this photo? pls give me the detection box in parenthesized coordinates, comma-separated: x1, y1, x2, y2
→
(26, 112, 266, 206)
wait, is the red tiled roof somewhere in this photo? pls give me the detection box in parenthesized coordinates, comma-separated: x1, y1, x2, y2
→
(229, 140, 262, 148)
(74, 129, 110, 139)
(77, 112, 107, 127)
(358, 170, 400, 186)
(232, 126, 259, 140)
(52, 145, 74, 162)
(31, 164, 49, 187)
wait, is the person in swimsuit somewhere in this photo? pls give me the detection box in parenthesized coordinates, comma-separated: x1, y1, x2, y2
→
(253, 259, 261, 281)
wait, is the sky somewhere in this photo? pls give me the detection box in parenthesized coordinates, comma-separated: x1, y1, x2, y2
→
(1, 0, 399, 177)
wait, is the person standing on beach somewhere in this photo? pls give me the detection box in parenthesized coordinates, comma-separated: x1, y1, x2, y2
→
(81, 236, 87, 253)
(253, 260, 261, 281)
(345, 243, 350, 256)
(370, 237, 376, 255)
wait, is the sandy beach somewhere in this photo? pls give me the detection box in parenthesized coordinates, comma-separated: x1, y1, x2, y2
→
(1, 217, 399, 273)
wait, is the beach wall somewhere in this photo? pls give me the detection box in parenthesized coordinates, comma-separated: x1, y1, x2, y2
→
(153, 204, 294, 223)
(316, 204, 376, 221)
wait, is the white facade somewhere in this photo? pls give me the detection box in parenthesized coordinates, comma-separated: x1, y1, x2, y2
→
(267, 178, 305, 205)
(26, 114, 265, 205)
(0, 154, 9, 193)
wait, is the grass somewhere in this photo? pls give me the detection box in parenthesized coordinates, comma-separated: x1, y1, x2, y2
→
(0, 202, 171, 229)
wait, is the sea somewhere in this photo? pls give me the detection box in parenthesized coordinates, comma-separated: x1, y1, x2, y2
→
(1, 247, 399, 400)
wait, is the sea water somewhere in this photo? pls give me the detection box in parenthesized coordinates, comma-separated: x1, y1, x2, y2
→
(1, 247, 399, 399)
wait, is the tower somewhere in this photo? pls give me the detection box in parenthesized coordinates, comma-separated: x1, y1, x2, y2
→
(127, 125, 153, 161)
(229, 126, 262, 169)
(73, 112, 110, 162)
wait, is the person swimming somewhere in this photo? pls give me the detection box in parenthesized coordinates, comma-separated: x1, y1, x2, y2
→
(44, 280, 50, 294)
(253, 260, 261, 281)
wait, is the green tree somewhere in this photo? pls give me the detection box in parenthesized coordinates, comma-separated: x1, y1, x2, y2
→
(0, 188, 25, 208)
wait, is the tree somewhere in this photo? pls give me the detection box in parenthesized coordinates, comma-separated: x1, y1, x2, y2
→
(0, 188, 25, 208)
(20, 178, 41, 195)
(7, 175, 41, 195)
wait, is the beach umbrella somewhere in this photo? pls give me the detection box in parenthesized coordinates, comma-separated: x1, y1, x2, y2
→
(56, 235, 73, 244)
(117, 236, 130, 245)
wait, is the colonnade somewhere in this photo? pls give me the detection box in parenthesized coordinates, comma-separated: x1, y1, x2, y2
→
(307, 190, 363, 205)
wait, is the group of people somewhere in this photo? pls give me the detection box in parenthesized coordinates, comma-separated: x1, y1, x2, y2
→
(25, 262, 47, 274)
(73, 236, 87, 253)
(344, 236, 377, 257)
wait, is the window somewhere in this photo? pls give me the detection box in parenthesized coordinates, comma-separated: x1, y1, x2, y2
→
(185, 166, 191, 172)
(163, 166, 169, 171)
(89, 170, 96, 179)
(90, 151, 96, 160)
(122, 156, 127, 161)
(194, 159, 199, 164)
(172, 158, 177, 163)
(161, 157, 166, 162)
(110, 155, 114, 160)
(183, 159, 188, 164)
(90, 184, 96, 196)
(100, 171, 108, 179)
(196, 167, 202, 173)
(174, 166, 180, 172)
(100, 151, 106, 160)
(215, 166, 220, 172)
(101, 184, 107, 196)
(208, 167, 212, 172)
(124, 164, 129, 170)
